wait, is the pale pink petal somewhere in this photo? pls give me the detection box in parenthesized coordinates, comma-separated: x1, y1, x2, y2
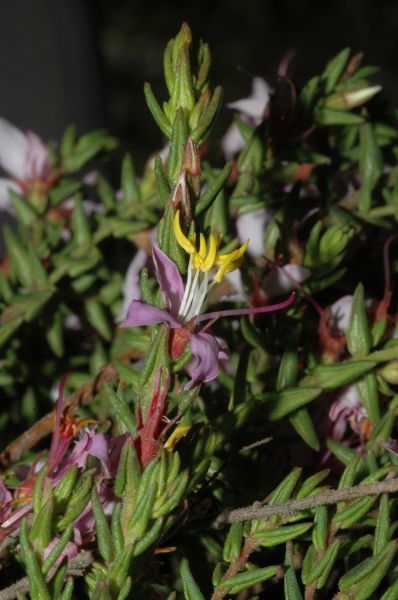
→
(236, 208, 274, 258)
(263, 264, 311, 297)
(221, 124, 246, 159)
(117, 248, 148, 322)
(25, 131, 51, 179)
(0, 117, 27, 179)
(0, 177, 20, 211)
(329, 295, 354, 335)
(152, 245, 184, 316)
(227, 77, 270, 122)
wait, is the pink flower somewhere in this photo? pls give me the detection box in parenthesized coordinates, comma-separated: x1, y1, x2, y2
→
(328, 384, 368, 443)
(0, 117, 52, 210)
(222, 77, 270, 159)
(123, 245, 294, 388)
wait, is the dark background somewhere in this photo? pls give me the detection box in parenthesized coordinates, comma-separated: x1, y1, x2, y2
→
(0, 0, 397, 168)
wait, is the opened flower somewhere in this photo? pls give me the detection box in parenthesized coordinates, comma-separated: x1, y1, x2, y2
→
(123, 211, 294, 388)
(0, 117, 54, 210)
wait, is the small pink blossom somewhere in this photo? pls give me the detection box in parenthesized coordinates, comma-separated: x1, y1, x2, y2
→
(222, 77, 270, 159)
(0, 117, 52, 210)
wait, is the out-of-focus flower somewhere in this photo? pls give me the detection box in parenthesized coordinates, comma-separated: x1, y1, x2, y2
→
(236, 208, 274, 258)
(328, 384, 369, 444)
(0, 117, 53, 209)
(222, 77, 270, 159)
(263, 264, 311, 298)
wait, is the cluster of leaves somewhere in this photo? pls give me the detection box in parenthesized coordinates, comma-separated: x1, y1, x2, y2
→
(1, 22, 398, 600)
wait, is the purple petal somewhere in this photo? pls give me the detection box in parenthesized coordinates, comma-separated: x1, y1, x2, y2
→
(123, 299, 181, 329)
(186, 332, 221, 389)
(197, 292, 295, 323)
(152, 245, 184, 316)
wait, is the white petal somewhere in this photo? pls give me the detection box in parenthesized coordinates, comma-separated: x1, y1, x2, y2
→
(25, 131, 50, 179)
(236, 208, 274, 258)
(227, 77, 270, 122)
(117, 249, 148, 322)
(0, 117, 28, 179)
(263, 264, 311, 297)
(221, 124, 246, 160)
(0, 177, 20, 211)
(329, 295, 353, 335)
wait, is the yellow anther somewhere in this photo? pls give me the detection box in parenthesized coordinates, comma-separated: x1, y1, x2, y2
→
(216, 240, 249, 265)
(164, 424, 191, 449)
(173, 210, 196, 255)
(198, 233, 207, 261)
(202, 233, 219, 272)
(214, 240, 248, 283)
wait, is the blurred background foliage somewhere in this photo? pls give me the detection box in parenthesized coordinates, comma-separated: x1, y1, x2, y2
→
(96, 0, 398, 167)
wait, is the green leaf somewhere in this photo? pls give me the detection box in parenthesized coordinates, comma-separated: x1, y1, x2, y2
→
(315, 107, 364, 126)
(105, 384, 136, 436)
(284, 567, 304, 600)
(356, 372, 380, 424)
(347, 284, 371, 357)
(338, 540, 397, 599)
(315, 539, 341, 589)
(109, 544, 134, 590)
(42, 525, 73, 575)
(195, 161, 232, 215)
(84, 297, 112, 341)
(223, 522, 243, 562)
(167, 108, 189, 184)
(269, 468, 302, 505)
(92, 487, 114, 562)
(312, 505, 328, 551)
(20, 519, 51, 600)
(71, 196, 91, 245)
(144, 82, 172, 138)
(373, 493, 390, 555)
(253, 522, 312, 546)
(180, 558, 206, 600)
(299, 360, 375, 390)
(132, 516, 165, 556)
(121, 154, 140, 204)
(154, 155, 171, 205)
(296, 469, 330, 500)
(30, 497, 54, 552)
(289, 408, 320, 451)
(380, 578, 398, 600)
(219, 565, 278, 594)
(260, 387, 322, 420)
(333, 496, 378, 529)
(322, 48, 350, 93)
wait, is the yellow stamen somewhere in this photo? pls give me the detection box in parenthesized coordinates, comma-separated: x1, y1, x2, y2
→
(198, 233, 207, 261)
(214, 240, 248, 283)
(202, 233, 219, 272)
(164, 424, 191, 449)
(216, 240, 249, 265)
(173, 210, 196, 255)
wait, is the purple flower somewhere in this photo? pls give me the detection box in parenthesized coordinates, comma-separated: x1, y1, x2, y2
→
(123, 243, 294, 389)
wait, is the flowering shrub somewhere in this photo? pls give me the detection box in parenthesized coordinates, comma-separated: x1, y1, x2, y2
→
(1, 23, 398, 600)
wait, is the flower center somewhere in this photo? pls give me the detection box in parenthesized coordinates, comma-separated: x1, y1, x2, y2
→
(173, 210, 248, 321)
